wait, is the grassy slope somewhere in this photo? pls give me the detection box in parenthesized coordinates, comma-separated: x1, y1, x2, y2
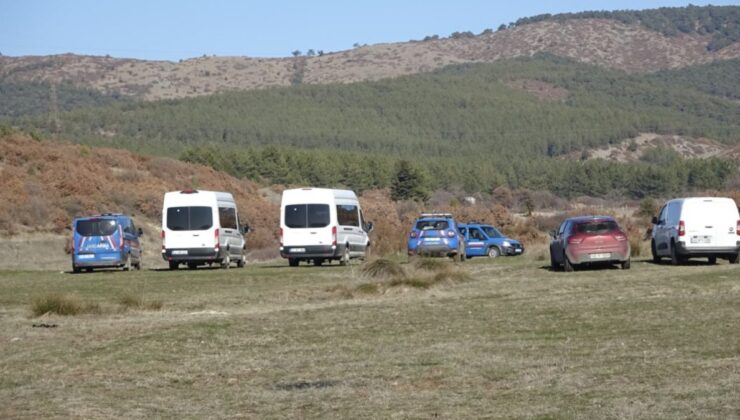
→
(1, 256, 738, 418)
(17, 55, 740, 161)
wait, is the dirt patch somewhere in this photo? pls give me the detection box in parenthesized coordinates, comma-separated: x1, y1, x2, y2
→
(577, 133, 732, 162)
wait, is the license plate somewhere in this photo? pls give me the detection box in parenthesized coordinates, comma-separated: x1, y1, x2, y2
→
(590, 253, 610, 259)
(690, 236, 711, 244)
(515, 249, 523, 253)
(424, 238, 441, 242)
(172, 250, 188, 255)
(290, 248, 306, 253)
(77, 254, 94, 259)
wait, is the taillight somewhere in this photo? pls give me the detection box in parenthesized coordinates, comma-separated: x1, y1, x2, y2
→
(568, 236, 583, 244)
(614, 232, 627, 241)
(161, 230, 165, 250)
(214, 228, 220, 250)
(119, 225, 124, 248)
(278, 227, 283, 245)
(332, 226, 337, 246)
(446, 230, 455, 238)
(736, 220, 740, 236)
(410, 231, 418, 239)
(678, 220, 686, 237)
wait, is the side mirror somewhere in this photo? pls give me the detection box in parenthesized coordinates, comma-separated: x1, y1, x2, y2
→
(549, 230, 557, 239)
(241, 224, 251, 234)
(137, 227, 144, 237)
(651, 216, 658, 225)
(365, 221, 374, 233)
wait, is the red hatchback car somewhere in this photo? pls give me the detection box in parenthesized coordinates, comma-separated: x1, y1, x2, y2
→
(550, 216, 631, 271)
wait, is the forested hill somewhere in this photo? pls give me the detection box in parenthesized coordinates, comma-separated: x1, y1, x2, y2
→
(1, 5, 738, 101)
(511, 4, 740, 51)
(13, 55, 740, 198)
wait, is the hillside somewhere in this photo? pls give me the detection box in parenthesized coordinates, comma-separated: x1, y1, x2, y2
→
(0, 131, 278, 253)
(14, 55, 739, 197)
(1, 5, 739, 101)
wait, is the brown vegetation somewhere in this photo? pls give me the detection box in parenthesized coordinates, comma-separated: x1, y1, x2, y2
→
(2, 19, 738, 100)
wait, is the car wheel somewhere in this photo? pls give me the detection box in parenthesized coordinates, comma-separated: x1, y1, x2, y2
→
(651, 240, 661, 264)
(135, 260, 142, 270)
(729, 253, 739, 264)
(72, 264, 81, 274)
(621, 258, 631, 270)
(168, 261, 178, 270)
(289, 258, 299, 267)
(708, 256, 717, 265)
(339, 245, 350, 266)
(487, 247, 500, 258)
(670, 242, 680, 266)
(221, 254, 231, 269)
(236, 255, 246, 268)
(563, 254, 574, 272)
(313, 258, 323, 266)
(550, 253, 559, 272)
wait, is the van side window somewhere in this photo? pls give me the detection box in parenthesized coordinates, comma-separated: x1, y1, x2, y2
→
(219, 207, 237, 230)
(336, 205, 359, 227)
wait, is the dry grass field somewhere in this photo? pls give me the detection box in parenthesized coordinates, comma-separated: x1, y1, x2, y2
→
(0, 254, 738, 418)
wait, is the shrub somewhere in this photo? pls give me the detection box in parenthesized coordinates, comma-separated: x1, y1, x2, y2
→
(360, 259, 406, 279)
(31, 294, 101, 317)
(414, 258, 446, 272)
(117, 293, 163, 311)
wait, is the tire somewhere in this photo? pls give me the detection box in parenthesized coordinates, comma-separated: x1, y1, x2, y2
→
(487, 247, 500, 258)
(169, 261, 178, 270)
(313, 258, 323, 267)
(708, 256, 717, 265)
(288, 258, 299, 267)
(236, 256, 245, 268)
(670, 242, 680, 266)
(221, 254, 231, 269)
(550, 253, 559, 272)
(729, 253, 739, 264)
(72, 265, 81, 274)
(135, 261, 142, 271)
(339, 245, 350, 266)
(621, 258, 631, 270)
(651, 240, 661, 264)
(123, 255, 132, 271)
(563, 254, 574, 272)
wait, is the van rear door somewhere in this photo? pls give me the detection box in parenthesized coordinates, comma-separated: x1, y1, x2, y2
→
(165, 206, 216, 250)
(683, 199, 737, 249)
(75, 218, 121, 261)
(283, 204, 333, 248)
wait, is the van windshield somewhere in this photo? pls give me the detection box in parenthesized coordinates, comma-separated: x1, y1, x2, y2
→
(285, 204, 330, 228)
(167, 207, 213, 231)
(76, 219, 117, 236)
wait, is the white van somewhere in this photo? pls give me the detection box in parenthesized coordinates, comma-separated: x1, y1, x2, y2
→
(279, 188, 373, 266)
(161, 189, 249, 270)
(651, 197, 739, 264)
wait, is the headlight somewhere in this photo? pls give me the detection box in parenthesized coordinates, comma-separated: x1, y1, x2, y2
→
(502, 241, 511, 247)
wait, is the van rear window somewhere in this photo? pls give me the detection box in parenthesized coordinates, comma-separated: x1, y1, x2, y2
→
(167, 207, 213, 231)
(285, 204, 330, 228)
(76, 219, 117, 237)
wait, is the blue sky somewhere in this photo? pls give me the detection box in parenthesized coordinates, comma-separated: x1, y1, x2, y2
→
(1, 1, 737, 61)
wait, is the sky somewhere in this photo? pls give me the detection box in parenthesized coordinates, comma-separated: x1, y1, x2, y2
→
(1, 1, 737, 61)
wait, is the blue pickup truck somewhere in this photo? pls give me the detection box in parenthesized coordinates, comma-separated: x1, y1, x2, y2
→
(457, 222, 524, 258)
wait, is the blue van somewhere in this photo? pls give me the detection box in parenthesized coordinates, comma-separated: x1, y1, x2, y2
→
(457, 222, 524, 258)
(71, 214, 143, 273)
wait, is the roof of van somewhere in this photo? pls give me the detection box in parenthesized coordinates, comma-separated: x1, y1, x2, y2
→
(667, 197, 736, 203)
(281, 188, 358, 202)
(163, 190, 235, 204)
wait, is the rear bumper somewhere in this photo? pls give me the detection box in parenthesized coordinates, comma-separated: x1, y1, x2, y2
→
(408, 244, 458, 257)
(73, 252, 125, 268)
(281, 245, 339, 259)
(568, 245, 629, 265)
(162, 248, 220, 262)
(675, 241, 740, 257)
